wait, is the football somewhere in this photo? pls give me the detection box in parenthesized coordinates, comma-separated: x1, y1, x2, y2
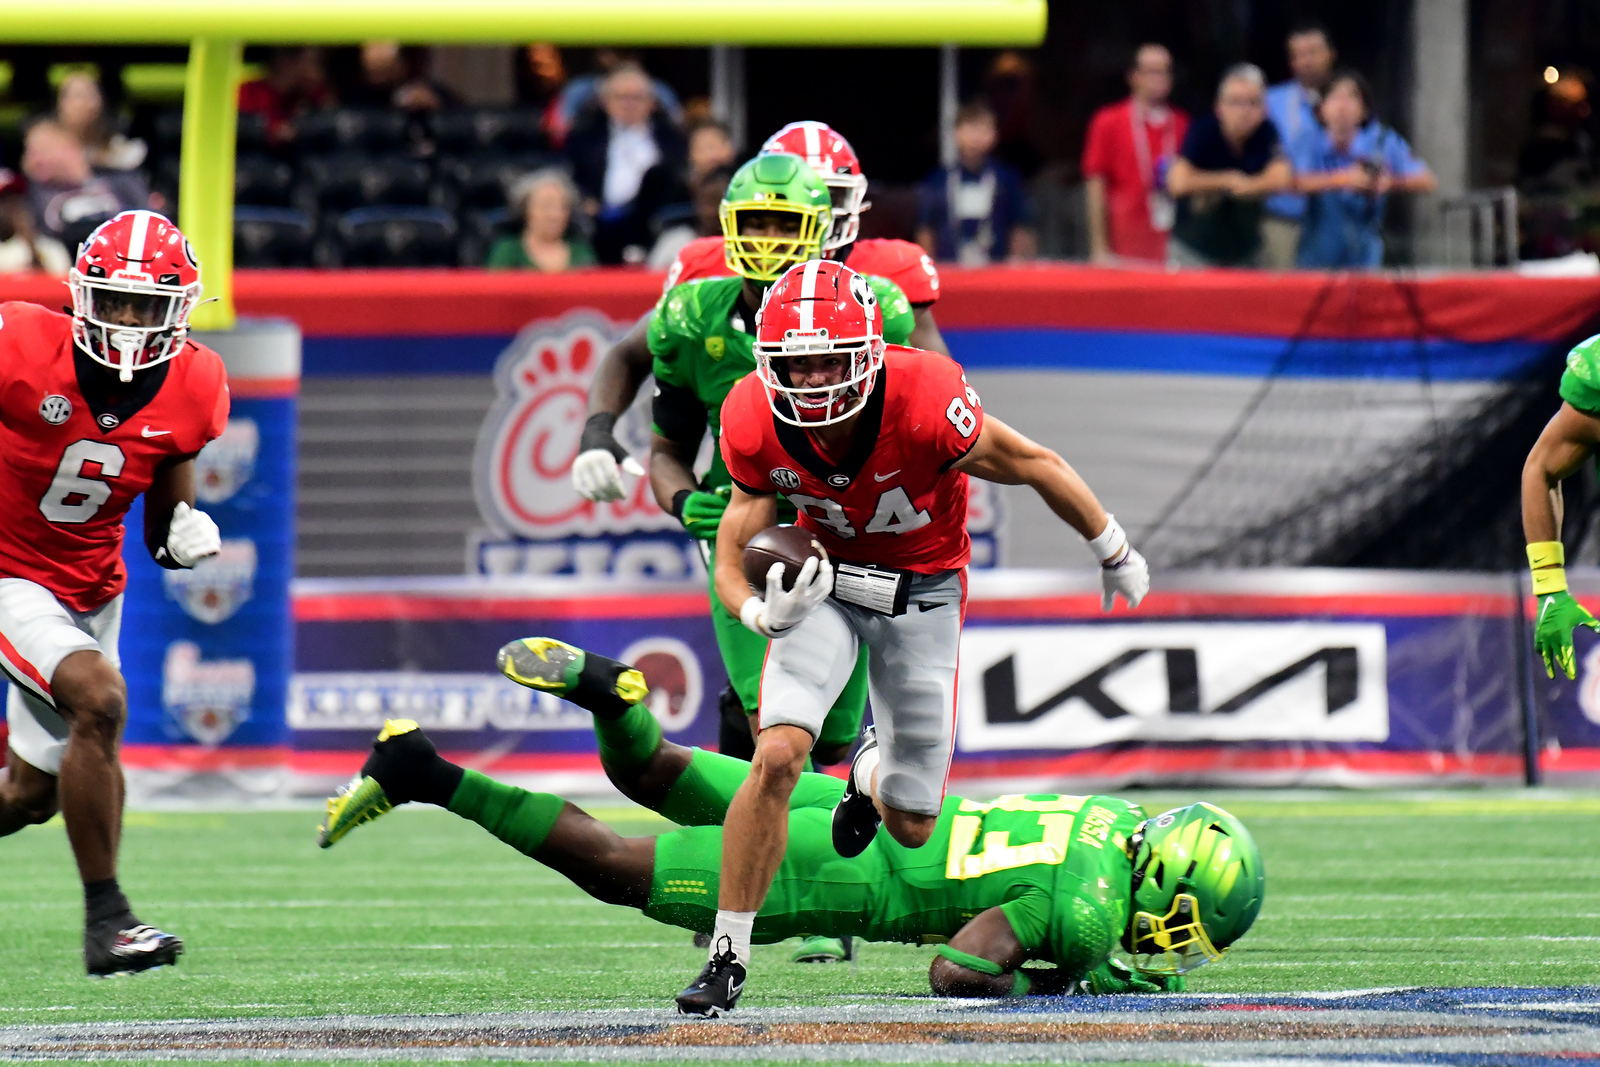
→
(743, 524, 827, 592)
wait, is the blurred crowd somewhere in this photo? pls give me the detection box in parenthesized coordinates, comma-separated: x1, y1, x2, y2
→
(1083, 24, 1435, 271)
(0, 32, 1465, 273)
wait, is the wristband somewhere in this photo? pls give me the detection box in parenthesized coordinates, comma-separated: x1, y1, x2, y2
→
(1533, 567, 1569, 595)
(1528, 541, 1565, 570)
(579, 412, 626, 460)
(1008, 970, 1032, 997)
(935, 944, 1004, 976)
(671, 488, 692, 522)
(1087, 514, 1129, 567)
(739, 596, 770, 637)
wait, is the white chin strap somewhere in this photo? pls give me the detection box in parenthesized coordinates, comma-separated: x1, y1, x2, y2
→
(109, 330, 143, 382)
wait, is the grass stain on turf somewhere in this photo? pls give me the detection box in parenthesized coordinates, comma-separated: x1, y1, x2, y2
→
(0, 792, 1595, 1025)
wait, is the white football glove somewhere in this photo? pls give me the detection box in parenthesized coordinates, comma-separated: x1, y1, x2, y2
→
(740, 557, 834, 638)
(1087, 513, 1149, 611)
(166, 501, 221, 568)
(571, 450, 646, 503)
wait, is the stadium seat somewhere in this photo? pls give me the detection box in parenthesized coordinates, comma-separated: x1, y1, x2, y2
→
(295, 108, 411, 155)
(326, 206, 459, 267)
(434, 152, 563, 212)
(458, 206, 514, 265)
(234, 206, 315, 267)
(235, 154, 295, 207)
(429, 108, 548, 156)
(295, 153, 433, 215)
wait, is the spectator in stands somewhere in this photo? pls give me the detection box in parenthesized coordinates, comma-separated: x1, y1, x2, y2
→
(0, 170, 68, 273)
(648, 164, 731, 269)
(1290, 71, 1435, 269)
(917, 99, 1036, 264)
(238, 46, 334, 146)
(551, 49, 684, 147)
(565, 63, 687, 264)
(21, 121, 153, 246)
(686, 120, 736, 185)
(1165, 64, 1291, 268)
(1262, 23, 1338, 268)
(983, 50, 1043, 179)
(516, 44, 570, 145)
(346, 42, 458, 113)
(54, 70, 145, 172)
(486, 168, 596, 271)
(1082, 43, 1188, 264)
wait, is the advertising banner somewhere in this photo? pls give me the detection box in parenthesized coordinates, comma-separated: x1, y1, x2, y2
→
(283, 568, 1550, 793)
(118, 320, 298, 782)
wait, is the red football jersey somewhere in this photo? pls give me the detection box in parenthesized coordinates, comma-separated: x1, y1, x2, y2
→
(665, 236, 942, 306)
(721, 345, 981, 573)
(0, 302, 229, 611)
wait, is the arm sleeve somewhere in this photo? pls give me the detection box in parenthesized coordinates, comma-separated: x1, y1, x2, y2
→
(207, 380, 230, 442)
(998, 888, 1052, 955)
(886, 243, 940, 305)
(718, 386, 774, 494)
(871, 277, 917, 346)
(646, 294, 689, 388)
(1561, 336, 1600, 414)
(921, 356, 984, 466)
(651, 378, 707, 450)
(1381, 130, 1428, 177)
(1178, 121, 1205, 165)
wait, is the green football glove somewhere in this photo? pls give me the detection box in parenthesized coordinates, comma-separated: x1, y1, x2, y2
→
(678, 486, 732, 540)
(1534, 589, 1600, 680)
(1076, 959, 1186, 995)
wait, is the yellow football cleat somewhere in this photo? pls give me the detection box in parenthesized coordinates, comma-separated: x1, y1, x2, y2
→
(496, 637, 586, 692)
(316, 719, 420, 849)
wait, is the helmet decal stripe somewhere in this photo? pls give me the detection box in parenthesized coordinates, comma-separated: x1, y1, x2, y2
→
(124, 210, 154, 263)
(798, 258, 821, 332)
(803, 121, 821, 163)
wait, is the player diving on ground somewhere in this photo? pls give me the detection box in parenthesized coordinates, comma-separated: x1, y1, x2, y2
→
(318, 637, 1263, 1009)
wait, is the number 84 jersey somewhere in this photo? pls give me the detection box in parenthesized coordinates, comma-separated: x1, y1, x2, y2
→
(0, 303, 229, 612)
(720, 345, 981, 573)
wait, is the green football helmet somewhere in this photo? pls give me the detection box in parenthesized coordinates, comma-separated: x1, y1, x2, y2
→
(718, 153, 832, 282)
(1123, 802, 1264, 975)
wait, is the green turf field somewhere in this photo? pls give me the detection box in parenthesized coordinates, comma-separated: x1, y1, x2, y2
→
(1, 791, 1597, 1026)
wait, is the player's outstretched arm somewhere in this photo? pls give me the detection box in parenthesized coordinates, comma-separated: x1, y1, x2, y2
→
(574, 316, 654, 503)
(953, 415, 1148, 610)
(1523, 402, 1600, 678)
(144, 455, 221, 569)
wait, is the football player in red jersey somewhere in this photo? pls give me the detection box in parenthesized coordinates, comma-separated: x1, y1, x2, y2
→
(663, 121, 946, 353)
(575, 121, 947, 508)
(674, 260, 1149, 1015)
(0, 211, 228, 975)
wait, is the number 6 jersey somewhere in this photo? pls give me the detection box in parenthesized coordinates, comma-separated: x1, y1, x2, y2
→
(0, 302, 229, 611)
(720, 344, 981, 573)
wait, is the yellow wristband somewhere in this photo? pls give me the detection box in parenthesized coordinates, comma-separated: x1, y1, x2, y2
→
(1533, 567, 1569, 595)
(1528, 541, 1565, 570)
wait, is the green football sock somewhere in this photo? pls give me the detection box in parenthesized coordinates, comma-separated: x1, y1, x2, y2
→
(446, 770, 566, 856)
(595, 700, 662, 778)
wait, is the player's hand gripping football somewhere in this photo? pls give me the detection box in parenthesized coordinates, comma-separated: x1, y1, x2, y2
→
(571, 415, 645, 503)
(166, 501, 221, 567)
(1535, 590, 1600, 679)
(1089, 514, 1149, 611)
(679, 486, 732, 540)
(740, 557, 834, 638)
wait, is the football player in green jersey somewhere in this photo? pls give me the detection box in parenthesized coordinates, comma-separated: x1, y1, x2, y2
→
(1524, 333, 1600, 679)
(320, 637, 1265, 1013)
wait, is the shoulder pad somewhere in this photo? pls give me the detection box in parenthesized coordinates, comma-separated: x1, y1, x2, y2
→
(1567, 334, 1600, 386)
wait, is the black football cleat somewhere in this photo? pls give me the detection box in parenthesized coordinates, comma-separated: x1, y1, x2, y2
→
(85, 920, 183, 976)
(831, 725, 882, 858)
(675, 936, 746, 1017)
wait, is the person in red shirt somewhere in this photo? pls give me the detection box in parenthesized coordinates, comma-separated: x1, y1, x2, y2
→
(674, 260, 1150, 1016)
(0, 211, 227, 976)
(1082, 44, 1189, 264)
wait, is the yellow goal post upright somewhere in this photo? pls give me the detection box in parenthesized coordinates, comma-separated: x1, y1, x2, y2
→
(0, 0, 1046, 329)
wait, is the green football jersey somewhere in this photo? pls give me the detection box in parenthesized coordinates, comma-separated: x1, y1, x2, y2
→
(647, 273, 916, 491)
(648, 789, 1143, 978)
(1561, 333, 1600, 416)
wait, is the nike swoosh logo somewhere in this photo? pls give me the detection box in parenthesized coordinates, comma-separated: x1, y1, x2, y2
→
(141, 426, 171, 437)
(727, 978, 743, 998)
(873, 470, 901, 482)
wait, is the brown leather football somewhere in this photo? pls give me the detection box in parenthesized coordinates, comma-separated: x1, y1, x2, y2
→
(744, 525, 827, 592)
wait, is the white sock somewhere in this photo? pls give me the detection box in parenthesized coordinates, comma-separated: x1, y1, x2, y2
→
(711, 909, 756, 967)
(852, 747, 881, 796)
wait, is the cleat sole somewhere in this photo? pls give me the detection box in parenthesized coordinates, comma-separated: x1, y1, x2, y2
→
(318, 774, 394, 849)
(496, 637, 583, 693)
